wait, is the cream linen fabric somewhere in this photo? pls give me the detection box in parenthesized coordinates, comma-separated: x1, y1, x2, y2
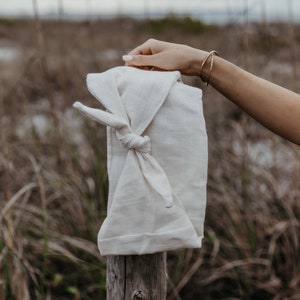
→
(73, 66, 207, 256)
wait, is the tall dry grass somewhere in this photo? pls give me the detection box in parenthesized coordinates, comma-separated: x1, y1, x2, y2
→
(0, 12, 299, 300)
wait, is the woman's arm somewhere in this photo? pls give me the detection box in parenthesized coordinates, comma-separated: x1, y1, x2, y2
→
(123, 39, 300, 145)
(210, 55, 300, 145)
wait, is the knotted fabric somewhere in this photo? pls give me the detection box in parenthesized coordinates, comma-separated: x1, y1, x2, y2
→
(74, 66, 208, 256)
(120, 133, 150, 153)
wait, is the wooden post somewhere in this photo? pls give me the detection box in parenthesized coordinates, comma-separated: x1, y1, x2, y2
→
(106, 252, 167, 300)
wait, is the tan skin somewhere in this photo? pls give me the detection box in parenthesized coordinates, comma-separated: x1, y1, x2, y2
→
(123, 39, 300, 146)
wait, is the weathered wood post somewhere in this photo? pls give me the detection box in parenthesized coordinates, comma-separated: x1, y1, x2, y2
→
(106, 252, 167, 299)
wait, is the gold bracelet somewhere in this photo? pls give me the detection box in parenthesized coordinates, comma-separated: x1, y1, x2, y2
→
(200, 50, 219, 86)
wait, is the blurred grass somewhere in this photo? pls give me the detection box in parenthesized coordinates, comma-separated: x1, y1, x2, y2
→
(0, 16, 300, 299)
(139, 16, 217, 34)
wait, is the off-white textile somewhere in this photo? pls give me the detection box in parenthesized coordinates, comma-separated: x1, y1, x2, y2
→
(73, 66, 207, 256)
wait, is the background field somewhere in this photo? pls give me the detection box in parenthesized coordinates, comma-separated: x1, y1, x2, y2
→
(0, 13, 300, 300)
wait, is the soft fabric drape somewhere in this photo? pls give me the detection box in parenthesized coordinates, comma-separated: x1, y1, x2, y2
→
(74, 66, 207, 256)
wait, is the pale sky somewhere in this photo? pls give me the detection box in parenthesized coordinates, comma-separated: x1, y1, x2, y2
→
(0, 0, 299, 22)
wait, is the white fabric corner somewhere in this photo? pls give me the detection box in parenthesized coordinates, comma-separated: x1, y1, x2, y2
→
(73, 66, 208, 256)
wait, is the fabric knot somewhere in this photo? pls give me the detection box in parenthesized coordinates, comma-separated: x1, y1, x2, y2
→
(120, 133, 151, 153)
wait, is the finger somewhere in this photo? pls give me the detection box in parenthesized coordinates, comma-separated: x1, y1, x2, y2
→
(129, 46, 153, 56)
(122, 54, 158, 68)
(127, 38, 160, 55)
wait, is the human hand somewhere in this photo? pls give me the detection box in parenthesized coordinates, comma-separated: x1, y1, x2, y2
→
(122, 39, 208, 76)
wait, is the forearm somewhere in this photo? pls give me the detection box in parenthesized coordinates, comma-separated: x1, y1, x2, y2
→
(199, 52, 300, 145)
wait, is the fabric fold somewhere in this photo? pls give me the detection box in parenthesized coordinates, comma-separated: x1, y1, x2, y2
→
(73, 66, 208, 256)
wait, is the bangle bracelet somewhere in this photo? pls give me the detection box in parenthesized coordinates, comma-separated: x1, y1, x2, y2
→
(200, 50, 219, 86)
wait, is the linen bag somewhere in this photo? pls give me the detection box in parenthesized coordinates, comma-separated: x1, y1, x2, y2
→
(74, 66, 207, 256)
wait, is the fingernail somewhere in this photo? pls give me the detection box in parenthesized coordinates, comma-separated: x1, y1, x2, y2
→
(122, 55, 133, 61)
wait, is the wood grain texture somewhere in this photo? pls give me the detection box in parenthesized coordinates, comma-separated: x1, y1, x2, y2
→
(106, 253, 167, 300)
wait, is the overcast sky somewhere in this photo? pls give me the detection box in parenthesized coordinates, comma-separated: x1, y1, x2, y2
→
(1, 0, 299, 22)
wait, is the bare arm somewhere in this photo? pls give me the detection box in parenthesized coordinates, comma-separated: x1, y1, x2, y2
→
(123, 39, 300, 145)
(209, 55, 300, 145)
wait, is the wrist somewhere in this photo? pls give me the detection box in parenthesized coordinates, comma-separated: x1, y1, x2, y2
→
(188, 49, 209, 76)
